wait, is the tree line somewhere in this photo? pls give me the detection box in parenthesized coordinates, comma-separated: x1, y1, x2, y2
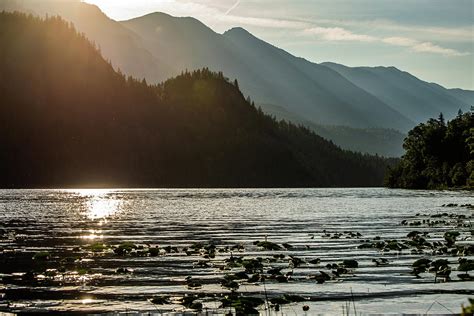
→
(386, 110, 473, 189)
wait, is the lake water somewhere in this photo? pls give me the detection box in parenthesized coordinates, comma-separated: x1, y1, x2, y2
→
(0, 188, 472, 315)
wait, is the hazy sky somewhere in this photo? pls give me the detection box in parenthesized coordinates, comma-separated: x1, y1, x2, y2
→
(83, 0, 473, 89)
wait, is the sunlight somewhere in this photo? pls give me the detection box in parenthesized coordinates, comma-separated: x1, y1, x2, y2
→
(81, 229, 104, 240)
(66, 189, 122, 220)
(87, 196, 121, 220)
(80, 298, 95, 305)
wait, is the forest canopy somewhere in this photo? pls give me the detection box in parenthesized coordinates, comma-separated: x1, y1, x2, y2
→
(0, 12, 395, 188)
(385, 111, 474, 189)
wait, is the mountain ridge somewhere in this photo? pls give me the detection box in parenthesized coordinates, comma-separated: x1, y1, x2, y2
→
(122, 12, 415, 130)
(1, 0, 472, 158)
(322, 62, 471, 123)
(0, 12, 394, 188)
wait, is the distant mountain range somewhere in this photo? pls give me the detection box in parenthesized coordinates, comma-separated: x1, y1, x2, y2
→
(2, 0, 472, 157)
(322, 62, 472, 124)
(123, 15, 413, 130)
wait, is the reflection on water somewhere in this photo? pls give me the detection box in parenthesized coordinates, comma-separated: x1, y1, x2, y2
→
(0, 188, 472, 314)
(81, 298, 95, 305)
(72, 189, 123, 220)
(81, 229, 103, 240)
(86, 198, 121, 220)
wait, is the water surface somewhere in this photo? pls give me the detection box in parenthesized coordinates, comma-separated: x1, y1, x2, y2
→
(0, 188, 472, 314)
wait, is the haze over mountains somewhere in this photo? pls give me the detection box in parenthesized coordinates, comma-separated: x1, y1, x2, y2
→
(322, 62, 472, 124)
(2, 0, 472, 157)
(0, 12, 393, 188)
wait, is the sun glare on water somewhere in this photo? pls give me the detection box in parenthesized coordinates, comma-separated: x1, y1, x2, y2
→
(68, 189, 123, 220)
(87, 197, 121, 220)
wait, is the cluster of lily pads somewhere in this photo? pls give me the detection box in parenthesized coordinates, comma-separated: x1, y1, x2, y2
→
(404, 208, 473, 283)
(1, 203, 472, 314)
(1, 234, 367, 314)
(411, 257, 474, 282)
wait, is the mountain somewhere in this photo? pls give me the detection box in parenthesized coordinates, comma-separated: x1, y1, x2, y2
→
(121, 14, 414, 131)
(322, 62, 472, 123)
(448, 89, 474, 108)
(0, 12, 394, 188)
(0, 0, 171, 83)
(261, 103, 406, 157)
(2, 0, 471, 158)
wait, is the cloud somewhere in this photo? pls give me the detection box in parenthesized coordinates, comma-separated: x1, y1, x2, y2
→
(306, 18, 473, 43)
(301, 27, 469, 57)
(411, 42, 470, 57)
(382, 36, 469, 57)
(303, 27, 376, 42)
(382, 36, 417, 46)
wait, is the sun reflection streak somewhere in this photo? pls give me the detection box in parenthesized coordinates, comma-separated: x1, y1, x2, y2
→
(81, 229, 104, 240)
(81, 298, 95, 304)
(68, 189, 123, 220)
(87, 198, 121, 220)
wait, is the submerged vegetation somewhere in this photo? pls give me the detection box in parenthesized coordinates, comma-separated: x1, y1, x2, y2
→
(0, 12, 395, 188)
(1, 199, 472, 314)
(386, 111, 473, 189)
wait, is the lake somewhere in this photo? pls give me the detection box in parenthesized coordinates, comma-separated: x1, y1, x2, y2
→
(0, 188, 472, 315)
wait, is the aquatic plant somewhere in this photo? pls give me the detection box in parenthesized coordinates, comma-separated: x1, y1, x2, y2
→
(113, 242, 137, 256)
(86, 242, 107, 253)
(444, 231, 460, 247)
(457, 259, 474, 280)
(309, 258, 321, 264)
(181, 295, 203, 311)
(233, 271, 249, 280)
(372, 258, 389, 266)
(33, 251, 51, 261)
(254, 241, 282, 251)
(429, 259, 451, 282)
(149, 296, 170, 305)
(247, 273, 261, 283)
(185, 276, 203, 289)
(412, 258, 431, 276)
(310, 271, 331, 284)
(115, 267, 132, 274)
(241, 258, 264, 273)
(148, 247, 160, 257)
(342, 259, 359, 268)
(220, 294, 264, 315)
(289, 255, 305, 268)
(221, 275, 240, 290)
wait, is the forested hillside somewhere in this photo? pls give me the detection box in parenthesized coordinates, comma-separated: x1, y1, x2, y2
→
(386, 111, 473, 189)
(0, 12, 394, 188)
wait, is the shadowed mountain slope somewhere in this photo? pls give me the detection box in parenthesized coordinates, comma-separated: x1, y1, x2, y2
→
(0, 12, 394, 188)
(448, 88, 474, 108)
(2, 0, 470, 156)
(122, 15, 414, 130)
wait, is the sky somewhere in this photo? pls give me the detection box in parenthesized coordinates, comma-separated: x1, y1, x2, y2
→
(83, 0, 473, 90)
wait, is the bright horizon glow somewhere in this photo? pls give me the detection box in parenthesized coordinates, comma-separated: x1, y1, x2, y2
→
(83, 0, 474, 90)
